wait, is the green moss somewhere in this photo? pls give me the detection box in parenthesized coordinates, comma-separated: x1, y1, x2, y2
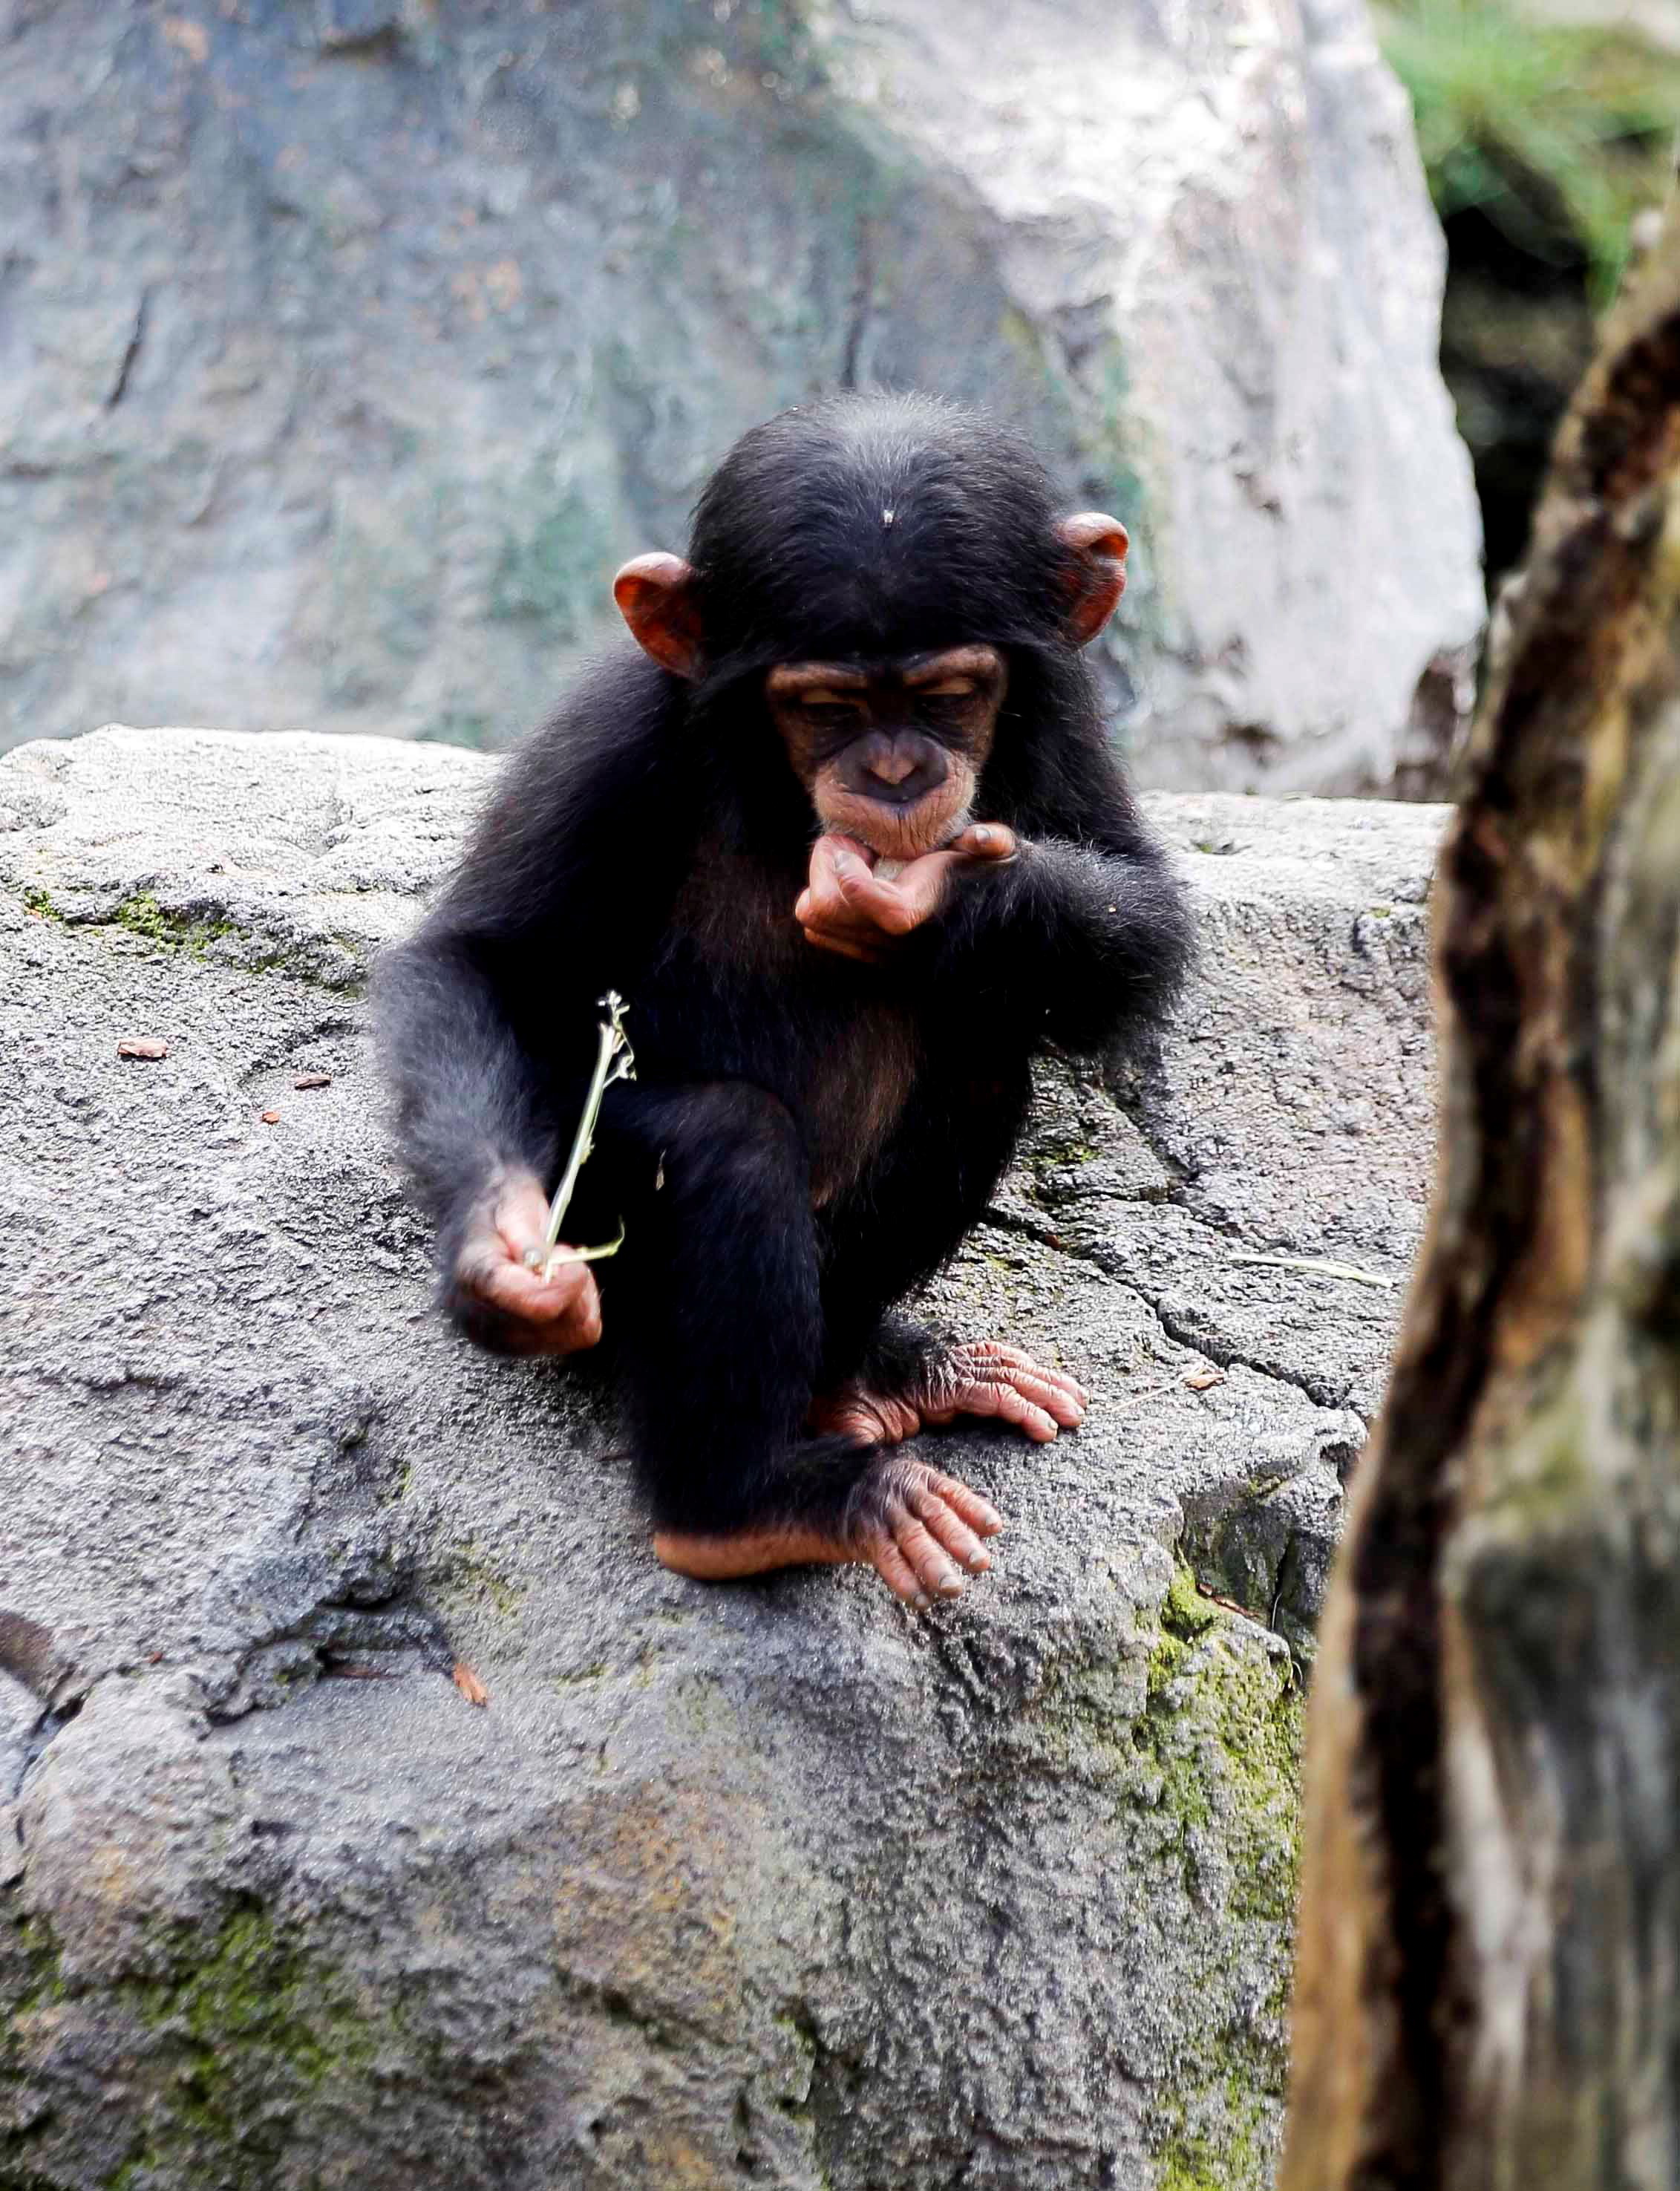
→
(4, 881, 366, 996)
(1161, 1561, 1220, 1644)
(1015, 1575, 1298, 2187)
(111, 894, 236, 957)
(1, 1907, 69, 2173)
(1153, 2068, 1277, 2191)
(4, 1901, 385, 2191)
(430, 1539, 524, 1619)
(1131, 1578, 1301, 2189)
(1027, 1137, 1099, 1175)
(135, 1906, 370, 2067)
(551, 1659, 609, 1690)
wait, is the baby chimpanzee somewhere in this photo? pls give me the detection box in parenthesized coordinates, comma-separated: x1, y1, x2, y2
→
(379, 392, 1191, 1607)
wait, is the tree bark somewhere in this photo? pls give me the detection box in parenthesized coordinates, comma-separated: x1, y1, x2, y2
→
(1281, 215, 1680, 2191)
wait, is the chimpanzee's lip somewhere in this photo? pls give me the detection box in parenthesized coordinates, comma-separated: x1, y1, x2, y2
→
(859, 783, 928, 808)
(826, 808, 972, 867)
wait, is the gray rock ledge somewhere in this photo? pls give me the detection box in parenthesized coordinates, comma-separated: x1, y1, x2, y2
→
(0, 728, 1444, 2191)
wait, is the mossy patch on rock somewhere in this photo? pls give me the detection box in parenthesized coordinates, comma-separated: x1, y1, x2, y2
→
(2, 1898, 390, 2191)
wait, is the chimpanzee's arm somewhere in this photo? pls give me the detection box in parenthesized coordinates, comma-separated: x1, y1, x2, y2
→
(916, 834, 1192, 1054)
(376, 651, 691, 1270)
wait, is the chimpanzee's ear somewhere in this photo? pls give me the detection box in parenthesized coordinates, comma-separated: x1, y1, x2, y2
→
(613, 554, 705, 679)
(1057, 514, 1129, 645)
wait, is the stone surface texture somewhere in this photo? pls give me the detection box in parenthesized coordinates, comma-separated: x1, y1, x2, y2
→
(0, 728, 1442, 2190)
(0, 0, 1482, 793)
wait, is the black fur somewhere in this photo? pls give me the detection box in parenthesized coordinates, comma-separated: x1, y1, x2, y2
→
(377, 392, 1193, 1542)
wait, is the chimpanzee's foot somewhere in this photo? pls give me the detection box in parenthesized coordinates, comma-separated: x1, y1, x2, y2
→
(653, 1457, 1004, 1609)
(810, 1339, 1088, 1447)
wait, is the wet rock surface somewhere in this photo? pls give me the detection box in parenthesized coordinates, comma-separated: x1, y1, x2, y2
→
(0, 729, 1442, 2190)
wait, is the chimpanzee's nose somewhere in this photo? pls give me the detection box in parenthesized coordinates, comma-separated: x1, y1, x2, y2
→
(843, 731, 948, 804)
(866, 739, 921, 787)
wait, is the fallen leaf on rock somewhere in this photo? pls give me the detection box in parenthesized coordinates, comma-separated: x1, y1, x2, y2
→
(293, 1072, 332, 1090)
(452, 1661, 490, 1707)
(1183, 1366, 1226, 1392)
(117, 1036, 169, 1060)
(260, 1108, 281, 1124)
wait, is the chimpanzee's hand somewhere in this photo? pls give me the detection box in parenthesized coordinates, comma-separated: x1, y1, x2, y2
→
(794, 826, 1018, 964)
(448, 1167, 604, 1357)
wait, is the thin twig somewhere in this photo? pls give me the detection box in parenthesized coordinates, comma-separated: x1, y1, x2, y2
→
(530, 990, 635, 1280)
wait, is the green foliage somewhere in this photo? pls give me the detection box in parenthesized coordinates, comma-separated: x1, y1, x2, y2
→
(1379, 0, 1679, 301)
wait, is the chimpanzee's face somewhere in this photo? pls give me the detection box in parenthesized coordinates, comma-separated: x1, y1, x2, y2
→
(765, 644, 1007, 863)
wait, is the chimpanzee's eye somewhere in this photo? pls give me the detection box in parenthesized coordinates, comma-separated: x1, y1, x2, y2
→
(917, 689, 975, 727)
(800, 696, 864, 726)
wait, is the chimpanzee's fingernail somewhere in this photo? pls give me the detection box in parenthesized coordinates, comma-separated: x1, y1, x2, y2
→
(912, 1591, 932, 1612)
(522, 1247, 543, 1270)
(967, 1550, 990, 1572)
(937, 1573, 964, 1597)
(972, 827, 990, 846)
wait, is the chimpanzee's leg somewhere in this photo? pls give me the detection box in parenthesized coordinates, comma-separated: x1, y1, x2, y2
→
(807, 1082, 1088, 1449)
(588, 1080, 828, 1532)
(585, 1080, 1001, 1601)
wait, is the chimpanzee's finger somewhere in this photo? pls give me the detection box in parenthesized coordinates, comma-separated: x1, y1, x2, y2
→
(885, 826, 1019, 929)
(918, 1470, 1005, 1537)
(947, 823, 1018, 862)
(474, 1253, 601, 1340)
(823, 846, 930, 935)
(800, 842, 901, 953)
(955, 1341, 1088, 1420)
(491, 1175, 557, 1264)
(890, 1511, 966, 1599)
(802, 837, 873, 932)
(866, 1534, 928, 1608)
(906, 1480, 992, 1574)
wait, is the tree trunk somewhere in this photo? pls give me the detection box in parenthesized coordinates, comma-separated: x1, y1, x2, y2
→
(1281, 215, 1680, 2190)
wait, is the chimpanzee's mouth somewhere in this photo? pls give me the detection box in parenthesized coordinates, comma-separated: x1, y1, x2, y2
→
(826, 791, 972, 867)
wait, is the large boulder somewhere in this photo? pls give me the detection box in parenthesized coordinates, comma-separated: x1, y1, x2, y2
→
(0, 1, 1481, 793)
(0, 728, 1441, 2190)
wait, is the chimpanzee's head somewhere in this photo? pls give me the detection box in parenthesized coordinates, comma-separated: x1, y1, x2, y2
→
(613, 394, 1126, 863)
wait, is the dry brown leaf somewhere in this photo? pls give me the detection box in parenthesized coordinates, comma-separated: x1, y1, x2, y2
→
(117, 1036, 170, 1060)
(452, 1661, 490, 1708)
(1183, 1366, 1226, 1392)
(293, 1072, 332, 1090)
(260, 1108, 281, 1124)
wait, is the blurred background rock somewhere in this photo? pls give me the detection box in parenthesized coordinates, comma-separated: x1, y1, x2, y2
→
(0, 0, 1669, 794)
